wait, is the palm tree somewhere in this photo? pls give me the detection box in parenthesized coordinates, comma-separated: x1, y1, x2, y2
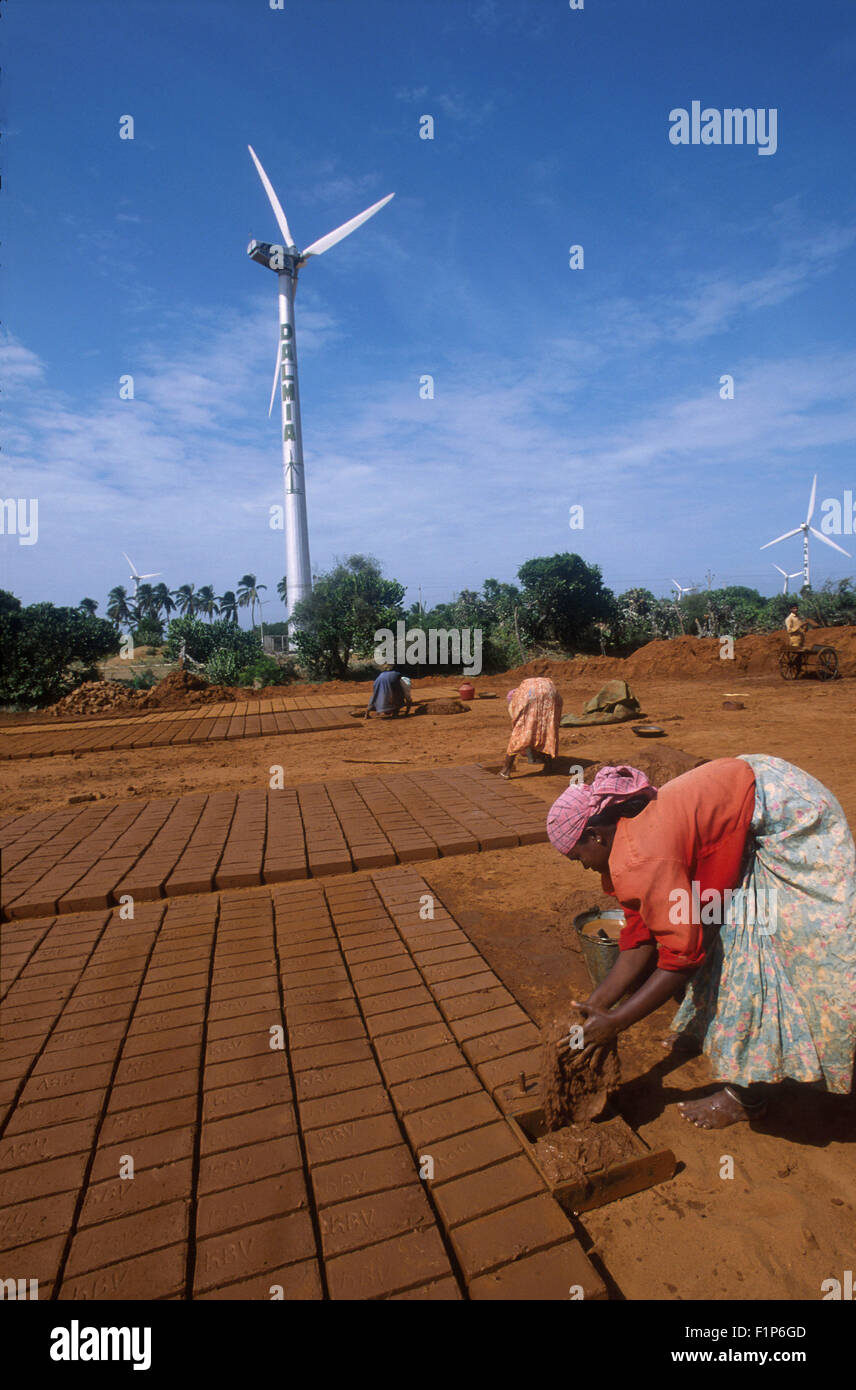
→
(78, 598, 98, 617)
(197, 585, 217, 621)
(136, 582, 157, 620)
(106, 585, 133, 628)
(276, 576, 288, 607)
(218, 590, 239, 624)
(172, 583, 198, 617)
(153, 582, 176, 622)
(237, 573, 267, 629)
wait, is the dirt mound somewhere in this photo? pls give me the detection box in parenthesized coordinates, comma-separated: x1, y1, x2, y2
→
(48, 681, 148, 717)
(586, 746, 707, 787)
(136, 671, 235, 709)
(541, 1009, 620, 1129)
(412, 699, 470, 716)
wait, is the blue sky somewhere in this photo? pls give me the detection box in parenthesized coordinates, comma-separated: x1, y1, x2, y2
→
(3, 0, 856, 621)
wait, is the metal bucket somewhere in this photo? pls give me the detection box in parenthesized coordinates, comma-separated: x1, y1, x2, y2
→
(573, 907, 625, 988)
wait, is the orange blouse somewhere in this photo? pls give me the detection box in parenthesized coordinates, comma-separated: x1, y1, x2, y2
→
(602, 757, 757, 971)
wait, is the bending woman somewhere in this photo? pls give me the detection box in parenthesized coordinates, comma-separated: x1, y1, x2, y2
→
(546, 758, 856, 1129)
(501, 677, 563, 779)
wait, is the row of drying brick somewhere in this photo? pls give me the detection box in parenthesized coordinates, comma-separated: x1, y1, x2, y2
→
(0, 871, 603, 1299)
(0, 707, 357, 761)
(0, 765, 547, 922)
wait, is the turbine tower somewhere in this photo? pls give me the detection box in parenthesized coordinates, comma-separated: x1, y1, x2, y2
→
(760, 475, 850, 589)
(246, 145, 394, 627)
(122, 552, 160, 598)
(772, 564, 803, 596)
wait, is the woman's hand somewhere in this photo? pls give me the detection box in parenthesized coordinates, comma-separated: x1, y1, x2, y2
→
(569, 998, 622, 1048)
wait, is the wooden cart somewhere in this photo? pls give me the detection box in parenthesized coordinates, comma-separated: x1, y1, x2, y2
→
(778, 643, 839, 681)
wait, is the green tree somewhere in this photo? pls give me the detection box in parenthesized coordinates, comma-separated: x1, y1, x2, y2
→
(152, 583, 176, 622)
(135, 583, 158, 621)
(106, 585, 134, 628)
(217, 590, 239, 624)
(0, 593, 119, 706)
(197, 585, 217, 621)
(292, 554, 405, 679)
(517, 553, 615, 652)
(78, 597, 98, 617)
(276, 576, 288, 608)
(172, 584, 198, 617)
(237, 574, 267, 628)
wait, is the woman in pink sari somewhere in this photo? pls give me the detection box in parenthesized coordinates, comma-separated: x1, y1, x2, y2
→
(500, 677, 562, 778)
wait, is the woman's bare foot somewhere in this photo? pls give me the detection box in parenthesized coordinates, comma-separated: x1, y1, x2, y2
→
(678, 1088, 766, 1130)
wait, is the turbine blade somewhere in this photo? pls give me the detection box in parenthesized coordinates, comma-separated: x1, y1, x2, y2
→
(122, 551, 137, 575)
(139, 572, 160, 580)
(810, 527, 851, 557)
(806, 474, 817, 525)
(268, 344, 281, 419)
(773, 565, 787, 576)
(248, 145, 295, 248)
(300, 192, 394, 260)
(760, 528, 801, 549)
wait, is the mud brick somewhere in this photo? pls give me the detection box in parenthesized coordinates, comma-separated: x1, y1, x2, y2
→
(389, 1067, 481, 1116)
(58, 1243, 186, 1301)
(374, 1023, 455, 1061)
(441, 986, 514, 1020)
(79, 1159, 192, 1227)
(197, 1258, 322, 1301)
(278, 947, 342, 973)
(201, 1103, 296, 1156)
(388, 1276, 462, 1299)
(311, 1144, 416, 1208)
(360, 985, 433, 1016)
(299, 1083, 393, 1132)
(356, 968, 423, 998)
(451, 1004, 532, 1042)
(290, 1039, 372, 1072)
(204, 1010, 274, 1043)
(0, 1189, 79, 1250)
(325, 1226, 450, 1300)
(64, 1199, 190, 1278)
(198, 1133, 302, 1195)
(348, 952, 410, 983)
(284, 980, 353, 1006)
(402, 1092, 501, 1149)
(24, 1059, 114, 1100)
(364, 1003, 444, 1039)
(475, 1046, 542, 1092)
(207, 990, 280, 1023)
(99, 1096, 198, 1146)
(123, 1022, 203, 1054)
(431, 970, 500, 1001)
(279, 964, 348, 989)
(0, 1118, 98, 1170)
(319, 1183, 434, 1258)
(203, 1077, 292, 1121)
(423, 1121, 522, 1185)
(450, 1193, 572, 1279)
(287, 1016, 366, 1049)
(114, 1044, 201, 1086)
(432, 1154, 544, 1229)
(194, 1211, 316, 1294)
(303, 1113, 402, 1167)
(345, 940, 407, 965)
(0, 1231, 65, 1294)
(0, 1152, 88, 1206)
(469, 1239, 606, 1300)
(108, 1071, 198, 1113)
(196, 1171, 309, 1238)
(5, 1087, 105, 1134)
(418, 943, 481, 969)
(203, 1052, 289, 1091)
(410, 931, 470, 956)
(307, 852, 352, 875)
(464, 1023, 542, 1065)
(286, 999, 361, 1027)
(295, 1060, 382, 1102)
(90, 1127, 195, 1183)
(380, 1043, 465, 1086)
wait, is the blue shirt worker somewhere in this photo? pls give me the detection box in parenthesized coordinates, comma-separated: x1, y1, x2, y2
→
(367, 670, 412, 719)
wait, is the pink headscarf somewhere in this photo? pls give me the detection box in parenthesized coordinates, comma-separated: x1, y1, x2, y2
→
(546, 766, 657, 855)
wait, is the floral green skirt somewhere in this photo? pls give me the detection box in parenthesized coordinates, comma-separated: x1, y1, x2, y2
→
(672, 754, 856, 1093)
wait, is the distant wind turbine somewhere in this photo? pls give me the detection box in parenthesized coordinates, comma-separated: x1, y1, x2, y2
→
(122, 552, 160, 597)
(760, 475, 850, 589)
(671, 580, 696, 600)
(246, 145, 394, 628)
(773, 564, 803, 596)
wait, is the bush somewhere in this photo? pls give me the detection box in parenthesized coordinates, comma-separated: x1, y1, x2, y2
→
(165, 616, 262, 667)
(0, 591, 120, 707)
(131, 617, 164, 647)
(236, 654, 295, 687)
(205, 648, 241, 686)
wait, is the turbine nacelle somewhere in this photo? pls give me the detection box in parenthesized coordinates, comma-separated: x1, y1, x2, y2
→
(247, 239, 301, 275)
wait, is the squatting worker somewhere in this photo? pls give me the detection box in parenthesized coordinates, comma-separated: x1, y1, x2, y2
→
(546, 758, 856, 1130)
(500, 677, 562, 779)
(366, 669, 412, 720)
(784, 602, 815, 651)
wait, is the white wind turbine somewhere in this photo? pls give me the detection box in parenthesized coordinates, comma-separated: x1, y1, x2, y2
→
(760, 474, 850, 589)
(122, 552, 160, 598)
(246, 145, 394, 629)
(772, 564, 803, 596)
(671, 580, 696, 600)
